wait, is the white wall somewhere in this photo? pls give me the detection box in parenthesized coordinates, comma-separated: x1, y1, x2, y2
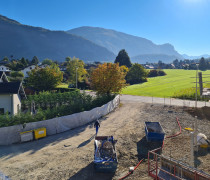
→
(0, 65, 10, 72)
(21, 65, 36, 78)
(0, 94, 21, 115)
(0, 94, 12, 114)
(13, 94, 21, 114)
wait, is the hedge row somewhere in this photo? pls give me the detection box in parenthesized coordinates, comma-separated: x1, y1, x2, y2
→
(0, 93, 115, 128)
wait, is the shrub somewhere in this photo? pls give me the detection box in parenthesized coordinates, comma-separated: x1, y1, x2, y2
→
(148, 70, 166, 77)
(148, 70, 158, 77)
(158, 70, 166, 76)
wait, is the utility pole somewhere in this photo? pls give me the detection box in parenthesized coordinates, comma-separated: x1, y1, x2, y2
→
(76, 67, 78, 89)
(195, 64, 199, 108)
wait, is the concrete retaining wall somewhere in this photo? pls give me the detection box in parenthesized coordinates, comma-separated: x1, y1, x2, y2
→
(0, 95, 120, 145)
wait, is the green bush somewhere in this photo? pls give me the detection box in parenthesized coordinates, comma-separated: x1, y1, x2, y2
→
(148, 70, 166, 77)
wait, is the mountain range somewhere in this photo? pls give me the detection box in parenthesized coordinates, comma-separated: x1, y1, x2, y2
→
(182, 54, 210, 60)
(67, 26, 183, 63)
(0, 15, 115, 62)
(1, 14, 206, 64)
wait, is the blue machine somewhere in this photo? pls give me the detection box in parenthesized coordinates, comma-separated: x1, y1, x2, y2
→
(145, 122, 165, 142)
(94, 136, 118, 172)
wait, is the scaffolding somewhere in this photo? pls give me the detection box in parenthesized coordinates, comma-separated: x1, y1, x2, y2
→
(148, 147, 210, 180)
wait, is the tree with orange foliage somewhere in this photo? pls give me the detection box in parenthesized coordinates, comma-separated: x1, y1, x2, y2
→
(90, 63, 128, 95)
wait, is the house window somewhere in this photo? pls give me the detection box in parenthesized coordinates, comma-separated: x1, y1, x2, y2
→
(0, 108, 4, 115)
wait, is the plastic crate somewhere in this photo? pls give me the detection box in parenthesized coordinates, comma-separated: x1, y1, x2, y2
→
(34, 127, 46, 140)
(20, 130, 33, 142)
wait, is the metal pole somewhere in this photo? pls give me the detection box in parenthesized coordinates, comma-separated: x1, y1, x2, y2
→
(195, 65, 198, 108)
(190, 132, 194, 167)
(195, 116, 198, 152)
(76, 67, 78, 89)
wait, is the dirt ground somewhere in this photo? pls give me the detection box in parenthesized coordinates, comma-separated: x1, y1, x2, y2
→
(0, 102, 210, 180)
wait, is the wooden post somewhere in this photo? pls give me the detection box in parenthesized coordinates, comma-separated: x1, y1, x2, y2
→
(198, 72, 203, 96)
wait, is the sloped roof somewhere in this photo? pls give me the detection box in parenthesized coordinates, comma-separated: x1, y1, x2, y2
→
(0, 82, 21, 94)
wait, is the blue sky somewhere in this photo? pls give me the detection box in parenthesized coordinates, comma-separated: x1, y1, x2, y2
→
(0, 0, 210, 56)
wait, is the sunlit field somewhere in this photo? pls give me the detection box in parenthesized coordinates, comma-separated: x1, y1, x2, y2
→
(122, 69, 210, 97)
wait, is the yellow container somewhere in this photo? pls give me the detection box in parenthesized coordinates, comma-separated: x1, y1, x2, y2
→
(200, 144, 208, 148)
(34, 127, 46, 140)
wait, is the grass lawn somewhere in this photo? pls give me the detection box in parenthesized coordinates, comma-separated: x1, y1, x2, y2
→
(57, 83, 68, 88)
(122, 69, 210, 98)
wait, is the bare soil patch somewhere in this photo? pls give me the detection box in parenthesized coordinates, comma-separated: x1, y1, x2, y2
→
(0, 103, 210, 180)
(185, 106, 210, 120)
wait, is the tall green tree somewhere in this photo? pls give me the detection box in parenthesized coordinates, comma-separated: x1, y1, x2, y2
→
(2, 56, 9, 62)
(126, 63, 148, 85)
(20, 57, 28, 66)
(66, 57, 87, 85)
(199, 57, 207, 71)
(31, 56, 39, 65)
(42, 59, 53, 65)
(114, 49, 132, 68)
(27, 63, 63, 91)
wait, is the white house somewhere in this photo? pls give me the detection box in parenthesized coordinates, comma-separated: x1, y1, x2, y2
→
(21, 65, 36, 78)
(0, 65, 11, 72)
(39, 64, 49, 69)
(59, 65, 67, 71)
(0, 82, 26, 115)
(0, 72, 9, 83)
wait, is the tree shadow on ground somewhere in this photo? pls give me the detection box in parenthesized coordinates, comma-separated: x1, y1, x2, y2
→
(69, 162, 115, 180)
(137, 136, 163, 161)
(0, 121, 95, 160)
(77, 134, 95, 148)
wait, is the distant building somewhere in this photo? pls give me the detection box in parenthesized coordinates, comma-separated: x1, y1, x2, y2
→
(21, 65, 36, 78)
(0, 82, 26, 115)
(144, 65, 155, 69)
(59, 65, 67, 71)
(0, 65, 11, 72)
(39, 64, 49, 69)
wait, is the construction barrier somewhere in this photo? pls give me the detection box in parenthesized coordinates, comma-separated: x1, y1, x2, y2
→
(0, 95, 120, 145)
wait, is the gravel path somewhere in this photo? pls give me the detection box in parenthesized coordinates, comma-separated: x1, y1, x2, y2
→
(0, 100, 210, 180)
(121, 94, 210, 107)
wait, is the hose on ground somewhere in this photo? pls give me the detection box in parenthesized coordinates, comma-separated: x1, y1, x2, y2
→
(118, 159, 144, 180)
(165, 117, 182, 139)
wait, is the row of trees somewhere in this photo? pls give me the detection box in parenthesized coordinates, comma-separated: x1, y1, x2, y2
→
(22, 50, 164, 95)
(172, 57, 210, 70)
(1, 56, 39, 71)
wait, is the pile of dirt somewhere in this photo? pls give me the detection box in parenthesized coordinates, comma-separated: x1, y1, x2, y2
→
(185, 106, 210, 120)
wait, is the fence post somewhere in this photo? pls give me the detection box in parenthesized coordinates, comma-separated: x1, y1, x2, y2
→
(164, 96, 165, 106)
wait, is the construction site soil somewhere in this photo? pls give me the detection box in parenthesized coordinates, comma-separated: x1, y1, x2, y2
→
(0, 102, 210, 180)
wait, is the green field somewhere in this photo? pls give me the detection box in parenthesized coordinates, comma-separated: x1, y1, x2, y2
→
(122, 69, 210, 98)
